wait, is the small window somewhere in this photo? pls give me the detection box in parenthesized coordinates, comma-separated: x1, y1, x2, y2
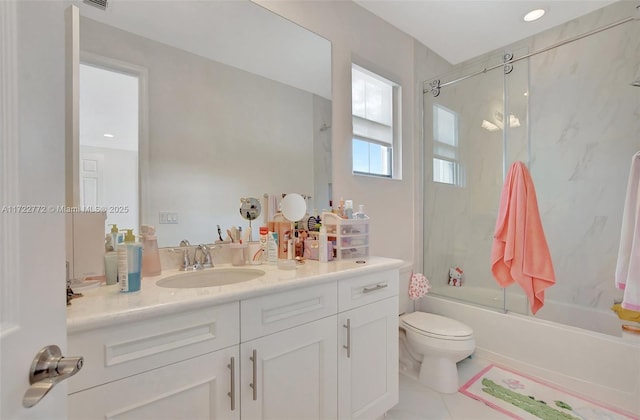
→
(432, 104, 463, 186)
(351, 64, 400, 178)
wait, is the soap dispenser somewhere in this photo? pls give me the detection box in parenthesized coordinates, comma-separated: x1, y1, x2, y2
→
(140, 225, 162, 277)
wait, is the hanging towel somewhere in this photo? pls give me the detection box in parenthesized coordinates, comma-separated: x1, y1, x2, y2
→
(491, 161, 555, 314)
(408, 272, 431, 300)
(614, 152, 640, 311)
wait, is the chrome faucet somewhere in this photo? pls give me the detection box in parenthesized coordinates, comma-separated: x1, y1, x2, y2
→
(172, 242, 219, 271)
(194, 244, 218, 269)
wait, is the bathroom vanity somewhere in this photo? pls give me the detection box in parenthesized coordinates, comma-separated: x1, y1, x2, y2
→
(66, 257, 401, 420)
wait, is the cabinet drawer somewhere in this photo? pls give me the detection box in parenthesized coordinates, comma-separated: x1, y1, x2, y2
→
(338, 270, 398, 312)
(68, 301, 239, 393)
(241, 281, 337, 342)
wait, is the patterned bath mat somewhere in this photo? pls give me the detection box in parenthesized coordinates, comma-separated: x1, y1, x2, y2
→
(460, 365, 637, 420)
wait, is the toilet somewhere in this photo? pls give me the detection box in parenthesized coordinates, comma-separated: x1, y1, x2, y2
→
(399, 311, 475, 394)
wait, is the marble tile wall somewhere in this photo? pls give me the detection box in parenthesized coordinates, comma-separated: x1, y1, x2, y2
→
(424, 1, 639, 318)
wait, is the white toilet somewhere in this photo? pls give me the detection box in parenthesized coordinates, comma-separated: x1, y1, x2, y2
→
(399, 311, 475, 394)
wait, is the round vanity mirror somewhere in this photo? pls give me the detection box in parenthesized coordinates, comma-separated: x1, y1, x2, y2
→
(240, 197, 261, 221)
(281, 193, 307, 222)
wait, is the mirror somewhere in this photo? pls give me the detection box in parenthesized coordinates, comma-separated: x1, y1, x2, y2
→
(281, 193, 307, 222)
(73, 0, 332, 247)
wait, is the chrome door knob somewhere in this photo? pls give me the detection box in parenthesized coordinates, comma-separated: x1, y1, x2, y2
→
(22, 345, 84, 408)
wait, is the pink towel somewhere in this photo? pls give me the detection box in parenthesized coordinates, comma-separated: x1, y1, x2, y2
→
(491, 161, 555, 314)
(614, 152, 640, 311)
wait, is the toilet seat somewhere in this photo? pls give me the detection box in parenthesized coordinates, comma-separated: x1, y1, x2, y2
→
(401, 312, 473, 341)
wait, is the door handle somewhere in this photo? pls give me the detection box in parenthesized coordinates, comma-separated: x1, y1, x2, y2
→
(362, 284, 388, 294)
(343, 319, 351, 358)
(249, 349, 258, 401)
(227, 356, 236, 411)
(23, 345, 84, 408)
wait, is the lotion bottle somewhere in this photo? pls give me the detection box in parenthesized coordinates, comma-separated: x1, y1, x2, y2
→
(318, 225, 328, 263)
(118, 230, 142, 292)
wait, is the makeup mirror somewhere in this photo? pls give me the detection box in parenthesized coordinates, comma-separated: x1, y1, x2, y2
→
(281, 193, 307, 222)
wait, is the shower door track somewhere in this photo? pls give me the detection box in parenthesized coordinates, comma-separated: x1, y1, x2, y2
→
(425, 15, 639, 96)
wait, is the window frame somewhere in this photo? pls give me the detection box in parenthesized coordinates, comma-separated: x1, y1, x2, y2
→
(351, 63, 401, 179)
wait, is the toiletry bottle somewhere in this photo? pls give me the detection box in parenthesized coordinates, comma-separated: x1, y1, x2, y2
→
(267, 231, 278, 264)
(259, 226, 269, 263)
(141, 225, 162, 277)
(118, 230, 142, 292)
(104, 252, 118, 285)
(344, 200, 353, 219)
(318, 225, 328, 263)
(356, 204, 367, 219)
(109, 224, 119, 251)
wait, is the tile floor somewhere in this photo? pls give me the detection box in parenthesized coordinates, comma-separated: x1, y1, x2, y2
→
(387, 356, 512, 420)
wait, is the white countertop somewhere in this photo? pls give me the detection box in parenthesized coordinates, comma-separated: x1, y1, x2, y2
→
(67, 256, 404, 334)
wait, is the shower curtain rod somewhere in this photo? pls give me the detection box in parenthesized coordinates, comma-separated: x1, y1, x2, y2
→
(424, 15, 639, 95)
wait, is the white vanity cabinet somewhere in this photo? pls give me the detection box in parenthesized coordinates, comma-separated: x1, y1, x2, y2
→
(67, 301, 240, 420)
(239, 281, 338, 420)
(240, 316, 338, 419)
(68, 346, 240, 420)
(337, 270, 399, 420)
(67, 263, 400, 420)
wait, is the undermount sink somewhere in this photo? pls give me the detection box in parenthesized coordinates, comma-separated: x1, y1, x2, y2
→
(156, 268, 265, 289)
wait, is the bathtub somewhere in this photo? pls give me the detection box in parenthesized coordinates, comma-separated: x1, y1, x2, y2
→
(418, 291, 640, 414)
(430, 285, 625, 337)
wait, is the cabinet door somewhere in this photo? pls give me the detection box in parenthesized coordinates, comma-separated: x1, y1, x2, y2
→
(69, 346, 240, 420)
(241, 316, 337, 420)
(338, 297, 398, 420)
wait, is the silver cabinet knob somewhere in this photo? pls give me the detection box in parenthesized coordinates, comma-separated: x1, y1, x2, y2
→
(22, 345, 83, 408)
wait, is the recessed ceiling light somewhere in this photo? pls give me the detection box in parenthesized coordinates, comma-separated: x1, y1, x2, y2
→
(524, 9, 545, 22)
(103, 133, 114, 138)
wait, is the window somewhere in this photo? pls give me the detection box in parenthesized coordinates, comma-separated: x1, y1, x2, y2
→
(351, 65, 400, 178)
(432, 104, 463, 186)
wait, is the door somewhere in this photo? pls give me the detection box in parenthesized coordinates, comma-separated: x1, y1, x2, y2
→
(0, 3, 75, 418)
(241, 316, 337, 420)
(338, 297, 398, 420)
(68, 346, 239, 420)
(79, 152, 104, 209)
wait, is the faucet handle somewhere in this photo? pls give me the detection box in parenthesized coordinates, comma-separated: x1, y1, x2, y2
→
(179, 239, 191, 247)
(170, 248, 191, 270)
(197, 244, 213, 268)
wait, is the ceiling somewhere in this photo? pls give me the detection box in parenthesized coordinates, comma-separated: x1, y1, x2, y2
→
(353, 0, 622, 64)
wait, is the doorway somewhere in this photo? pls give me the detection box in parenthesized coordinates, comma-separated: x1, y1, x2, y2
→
(79, 62, 139, 232)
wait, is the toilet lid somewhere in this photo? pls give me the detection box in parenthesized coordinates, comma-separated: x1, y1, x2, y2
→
(401, 312, 473, 338)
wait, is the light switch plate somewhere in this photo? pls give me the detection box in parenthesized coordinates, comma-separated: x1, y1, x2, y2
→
(159, 211, 178, 224)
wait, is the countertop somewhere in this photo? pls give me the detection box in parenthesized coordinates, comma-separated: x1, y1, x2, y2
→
(66, 256, 404, 334)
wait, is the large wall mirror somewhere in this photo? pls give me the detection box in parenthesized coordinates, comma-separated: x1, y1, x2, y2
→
(71, 0, 332, 247)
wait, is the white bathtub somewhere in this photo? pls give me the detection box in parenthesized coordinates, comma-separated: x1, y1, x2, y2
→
(430, 285, 625, 337)
(418, 292, 640, 414)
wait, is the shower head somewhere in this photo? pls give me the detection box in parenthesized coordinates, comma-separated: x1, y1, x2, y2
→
(632, 79, 640, 88)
